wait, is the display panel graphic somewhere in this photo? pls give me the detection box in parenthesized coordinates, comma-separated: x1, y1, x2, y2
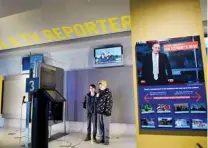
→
(158, 117, 173, 128)
(157, 104, 171, 113)
(141, 104, 154, 114)
(174, 103, 189, 114)
(191, 103, 206, 113)
(192, 119, 207, 129)
(141, 118, 156, 128)
(136, 36, 207, 131)
(175, 118, 190, 128)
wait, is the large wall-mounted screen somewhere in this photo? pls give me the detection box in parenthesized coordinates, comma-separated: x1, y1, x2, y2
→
(94, 45, 124, 68)
(136, 35, 207, 131)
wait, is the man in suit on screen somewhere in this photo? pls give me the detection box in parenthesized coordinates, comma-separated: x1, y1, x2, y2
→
(141, 42, 174, 85)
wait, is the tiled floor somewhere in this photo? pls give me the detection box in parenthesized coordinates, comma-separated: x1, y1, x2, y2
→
(0, 128, 136, 148)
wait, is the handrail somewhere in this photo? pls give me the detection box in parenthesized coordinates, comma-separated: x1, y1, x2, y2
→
(42, 88, 66, 102)
(42, 89, 55, 101)
(54, 89, 66, 101)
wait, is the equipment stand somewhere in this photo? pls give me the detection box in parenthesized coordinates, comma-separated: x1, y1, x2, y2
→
(19, 104, 23, 143)
(25, 101, 30, 148)
(31, 90, 49, 148)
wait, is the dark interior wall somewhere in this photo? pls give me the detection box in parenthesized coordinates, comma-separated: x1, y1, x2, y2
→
(66, 66, 134, 124)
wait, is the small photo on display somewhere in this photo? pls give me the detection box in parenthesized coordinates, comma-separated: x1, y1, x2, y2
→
(141, 118, 155, 128)
(174, 103, 189, 114)
(141, 104, 154, 114)
(157, 104, 171, 113)
(192, 119, 207, 130)
(191, 103, 206, 113)
(158, 117, 173, 128)
(175, 118, 190, 128)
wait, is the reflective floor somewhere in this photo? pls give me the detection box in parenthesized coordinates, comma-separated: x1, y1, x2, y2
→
(0, 128, 136, 148)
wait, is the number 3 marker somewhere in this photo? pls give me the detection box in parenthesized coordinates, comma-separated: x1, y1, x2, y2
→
(29, 81, 35, 91)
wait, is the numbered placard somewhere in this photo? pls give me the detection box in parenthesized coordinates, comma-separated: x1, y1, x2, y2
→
(26, 78, 39, 93)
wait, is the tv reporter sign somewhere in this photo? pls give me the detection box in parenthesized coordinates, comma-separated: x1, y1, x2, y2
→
(0, 0, 130, 50)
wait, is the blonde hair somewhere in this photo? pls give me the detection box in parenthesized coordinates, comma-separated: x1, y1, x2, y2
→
(98, 80, 107, 88)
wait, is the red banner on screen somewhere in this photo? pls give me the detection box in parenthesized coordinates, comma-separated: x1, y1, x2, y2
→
(164, 41, 199, 52)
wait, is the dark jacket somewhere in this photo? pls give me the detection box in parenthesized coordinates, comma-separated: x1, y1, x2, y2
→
(142, 52, 173, 85)
(83, 92, 97, 114)
(96, 88, 113, 116)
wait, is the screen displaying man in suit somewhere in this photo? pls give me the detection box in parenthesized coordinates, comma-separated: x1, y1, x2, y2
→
(141, 42, 174, 85)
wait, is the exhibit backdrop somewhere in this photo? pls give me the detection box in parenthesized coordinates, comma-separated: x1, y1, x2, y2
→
(66, 66, 134, 123)
(136, 36, 207, 130)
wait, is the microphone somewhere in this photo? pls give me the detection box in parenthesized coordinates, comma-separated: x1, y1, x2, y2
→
(22, 96, 26, 105)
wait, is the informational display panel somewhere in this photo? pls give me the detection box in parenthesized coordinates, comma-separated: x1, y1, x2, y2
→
(21, 55, 43, 74)
(30, 55, 44, 69)
(38, 64, 65, 126)
(39, 63, 56, 90)
(136, 36, 207, 130)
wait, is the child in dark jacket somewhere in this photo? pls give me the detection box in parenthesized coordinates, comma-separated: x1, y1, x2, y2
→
(96, 80, 113, 145)
(83, 84, 97, 142)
